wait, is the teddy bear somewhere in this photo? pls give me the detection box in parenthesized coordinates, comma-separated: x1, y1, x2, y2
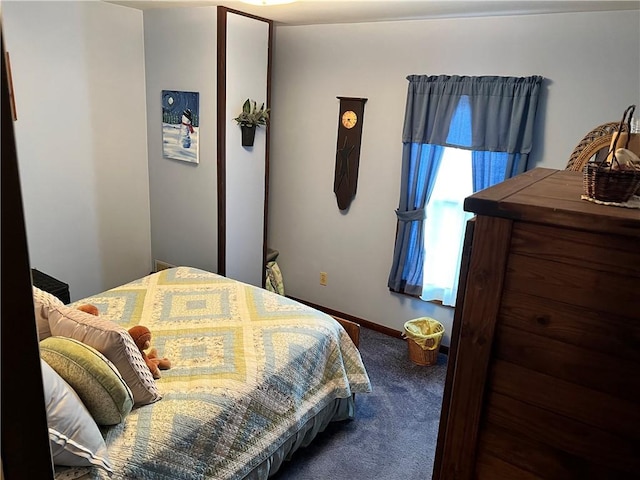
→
(148, 348, 171, 371)
(128, 325, 171, 379)
(77, 303, 100, 316)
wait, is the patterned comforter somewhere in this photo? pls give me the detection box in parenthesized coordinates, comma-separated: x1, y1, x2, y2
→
(73, 267, 371, 479)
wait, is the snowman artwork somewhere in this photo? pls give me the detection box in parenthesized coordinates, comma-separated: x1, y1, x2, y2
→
(180, 109, 194, 149)
(162, 90, 199, 163)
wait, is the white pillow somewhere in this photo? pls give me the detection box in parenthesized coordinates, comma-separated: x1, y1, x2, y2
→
(41, 360, 112, 473)
(32, 286, 64, 340)
(48, 304, 161, 406)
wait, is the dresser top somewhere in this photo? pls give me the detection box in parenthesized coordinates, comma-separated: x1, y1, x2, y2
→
(465, 168, 639, 237)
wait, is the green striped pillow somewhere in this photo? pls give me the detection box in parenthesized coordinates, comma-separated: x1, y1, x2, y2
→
(40, 336, 133, 425)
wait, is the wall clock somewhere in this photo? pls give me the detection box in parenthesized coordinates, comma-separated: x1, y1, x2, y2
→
(334, 96, 367, 211)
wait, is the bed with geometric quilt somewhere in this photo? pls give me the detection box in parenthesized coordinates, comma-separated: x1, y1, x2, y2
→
(34, 266, 371, 480)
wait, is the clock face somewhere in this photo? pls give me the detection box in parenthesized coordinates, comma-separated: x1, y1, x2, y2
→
(341, 110, 358, 129)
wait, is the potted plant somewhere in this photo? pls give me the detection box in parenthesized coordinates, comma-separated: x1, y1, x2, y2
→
(233, 98, 270, 147)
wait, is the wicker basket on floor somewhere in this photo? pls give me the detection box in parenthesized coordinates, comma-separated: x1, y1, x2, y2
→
(403, 317, 444, 366)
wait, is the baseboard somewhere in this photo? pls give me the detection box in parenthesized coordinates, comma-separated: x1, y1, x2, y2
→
(287, 295, 449, 355)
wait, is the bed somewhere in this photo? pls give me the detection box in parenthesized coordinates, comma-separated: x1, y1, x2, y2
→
(34, 266, 372, 480)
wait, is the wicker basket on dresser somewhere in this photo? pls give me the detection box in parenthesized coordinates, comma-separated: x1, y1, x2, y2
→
(433, 168, 639, 480)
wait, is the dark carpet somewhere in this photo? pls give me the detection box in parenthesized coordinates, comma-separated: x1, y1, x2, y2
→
(273, 327, 448, 480)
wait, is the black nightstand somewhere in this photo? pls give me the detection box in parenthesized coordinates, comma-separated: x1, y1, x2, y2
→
(31, 268, 70, 304)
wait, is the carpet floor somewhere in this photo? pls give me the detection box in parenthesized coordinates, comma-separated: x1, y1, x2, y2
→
(273, 326, 448, 480)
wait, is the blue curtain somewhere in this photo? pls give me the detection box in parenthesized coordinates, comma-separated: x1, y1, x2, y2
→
(402, 75, 542, 154)
(472, 151, 506, 191)
(388, 143, 444, 294)
(389, 75, 543, 295)
(472, 150, 529, 191)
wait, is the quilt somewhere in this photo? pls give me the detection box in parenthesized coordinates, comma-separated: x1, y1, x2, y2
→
(73, 267, 371, 479)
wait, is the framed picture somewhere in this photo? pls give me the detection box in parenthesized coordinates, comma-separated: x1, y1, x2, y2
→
(162, 90, 200, 164)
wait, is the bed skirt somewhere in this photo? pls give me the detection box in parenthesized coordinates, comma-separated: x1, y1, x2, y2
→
(247, 395, 354, 478)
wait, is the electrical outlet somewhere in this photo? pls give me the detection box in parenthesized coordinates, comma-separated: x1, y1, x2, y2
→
(319, 271, 328, 286)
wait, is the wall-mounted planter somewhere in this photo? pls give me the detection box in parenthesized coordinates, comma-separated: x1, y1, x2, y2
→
(241, 125, 256, 147)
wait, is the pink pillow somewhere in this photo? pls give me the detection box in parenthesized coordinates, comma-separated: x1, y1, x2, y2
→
(48, 304, 161, 406)
(32, 286, 64, 340)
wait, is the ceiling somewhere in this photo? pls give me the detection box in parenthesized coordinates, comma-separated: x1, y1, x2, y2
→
(105, 0, 640, 26)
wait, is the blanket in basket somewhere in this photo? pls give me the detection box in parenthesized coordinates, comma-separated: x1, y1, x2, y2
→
(72, 267, 371, 479)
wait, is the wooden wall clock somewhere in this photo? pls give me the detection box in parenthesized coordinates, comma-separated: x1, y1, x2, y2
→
(334, 96, 367, 210)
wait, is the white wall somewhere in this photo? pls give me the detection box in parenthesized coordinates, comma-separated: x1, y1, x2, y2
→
(224, 12, 270, 286)
(269, 10, 640, 345)
(4, 4, 638, 341)
(143, 7, 218, 274)
(2, 1, 151, 301)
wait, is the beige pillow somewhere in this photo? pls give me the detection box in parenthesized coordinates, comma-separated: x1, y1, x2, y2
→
(32, 286, 64, 340)
(40, 336, 134, 425)
(48, 304, 161, 406)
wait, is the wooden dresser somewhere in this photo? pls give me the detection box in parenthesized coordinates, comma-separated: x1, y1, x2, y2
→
(433, 168, 639, 479)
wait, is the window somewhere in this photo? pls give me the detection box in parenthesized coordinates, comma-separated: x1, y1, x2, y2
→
(421, 147, 474, 307)
(387, 75, 542, 302)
